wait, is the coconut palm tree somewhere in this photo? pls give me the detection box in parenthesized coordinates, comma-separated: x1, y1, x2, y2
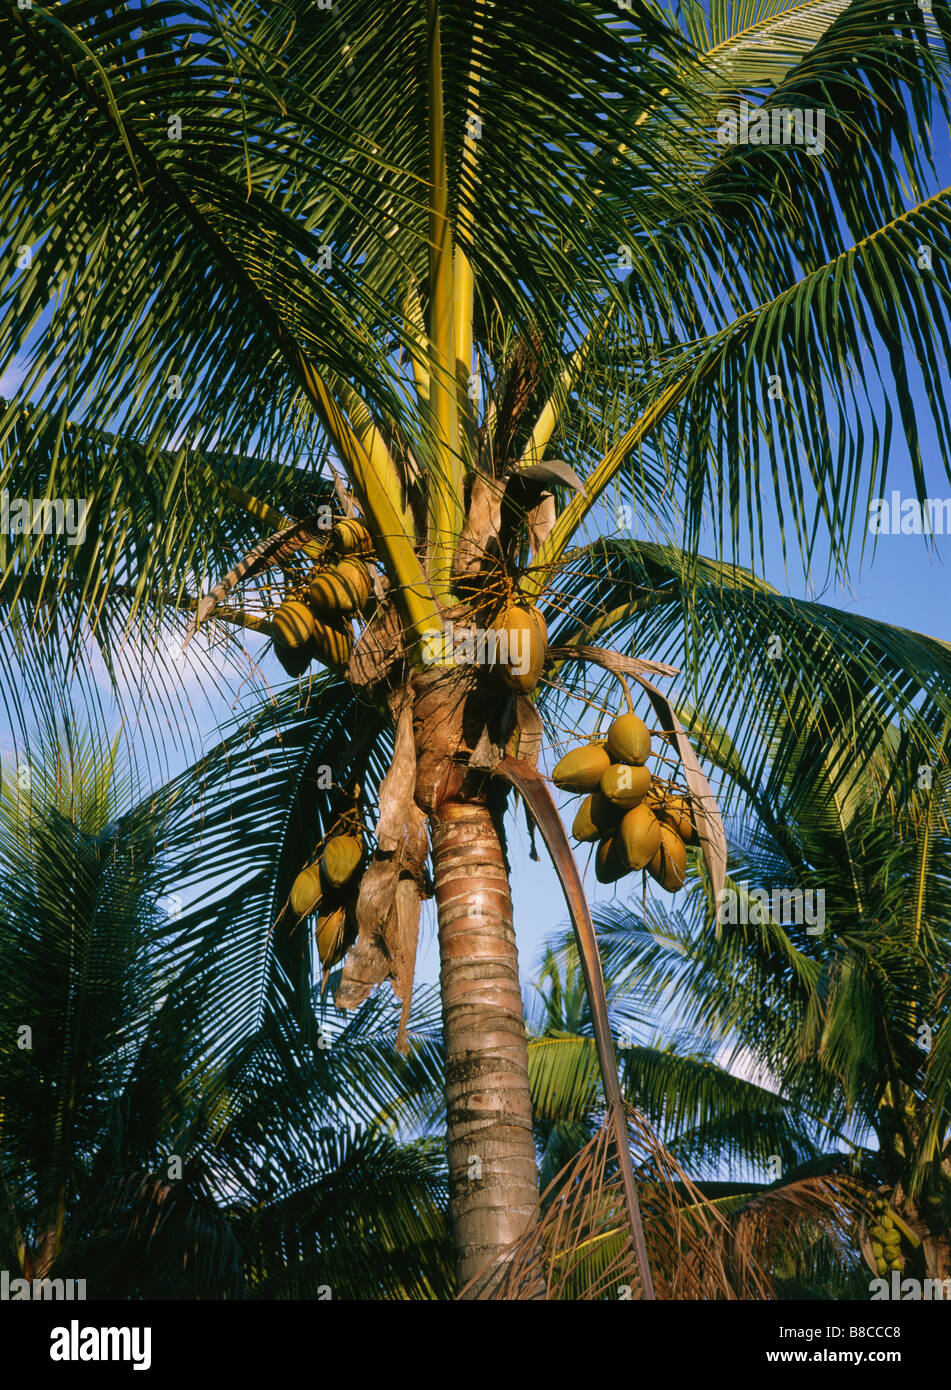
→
(0, 728, 452, 1298)
(3, 0, 951, 1292)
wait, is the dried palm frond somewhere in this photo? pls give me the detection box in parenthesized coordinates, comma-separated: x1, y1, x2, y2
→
(466, 1100, 873, 1299)
(464, 1106, 773, 1299)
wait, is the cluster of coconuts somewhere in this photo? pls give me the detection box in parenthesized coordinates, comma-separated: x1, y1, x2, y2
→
(868, 1198, 904, 1276)
(271, 518, 375, 676)
(552, 712, 697, 892)
(289, 820, 363, 970)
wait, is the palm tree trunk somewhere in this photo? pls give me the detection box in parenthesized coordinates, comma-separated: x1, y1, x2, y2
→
(431, 798, 542, 1296)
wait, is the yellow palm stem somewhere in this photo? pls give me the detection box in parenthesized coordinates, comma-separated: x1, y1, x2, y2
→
(426, 0, 462, 597)
(297, 361, 439, 646)
(521, 374, 691, 600)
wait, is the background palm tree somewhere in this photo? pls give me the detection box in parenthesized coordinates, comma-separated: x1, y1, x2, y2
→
(0, 729, 452, 1299)
(3, 0, 951, 1290)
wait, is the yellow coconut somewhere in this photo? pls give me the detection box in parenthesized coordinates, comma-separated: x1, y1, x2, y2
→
(646, 787, 698, 845)
(315, 905, 349, 969)
(500, 603, 547, 694)
(617, 804, 663, 871)
(595, 836, 626, 884)
(272, 599, 318, 649)
(572, 791, 623, 843)
(290, 865, 322, 918)
(310, 615, 354, 667)
(331, 517, 374, 558)
(307, 558, 373, 614)
(274, 636, 318, 677)
(320, 833, 362, 888)
(605, 712, 652, 766)
(647, 823, 687, 892)
(552, 743, 611, 793)
(599, 761, 652, 808)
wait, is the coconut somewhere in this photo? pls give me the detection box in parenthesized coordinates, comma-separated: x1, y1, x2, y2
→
(308, 558, 372, 614)
(600, 761, 652, 808)
(617, 804, 663, 871)
(572, 791, 623, 843)
(647, 788, 698, 845)
(274, 636, 318, 677)
(605, 712, 652, 766)
(647, 824, 687, 892)
(552, 743, 611, 793)
(500, 603, 547, 694)
(315, 905, 349, 969)
(320, 833, 362, 888)
(272, 599, 318, 649)
(290, 865, 322, 918)
(331, 518, 374, 557)
(310, 615, 354, 667)
(595, 836, 626, 884)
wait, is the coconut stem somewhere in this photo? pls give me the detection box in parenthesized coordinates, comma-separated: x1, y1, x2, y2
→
(616, 673, 635, 714)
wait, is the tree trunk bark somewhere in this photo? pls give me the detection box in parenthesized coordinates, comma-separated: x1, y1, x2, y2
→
(431, 798, 541, 1296)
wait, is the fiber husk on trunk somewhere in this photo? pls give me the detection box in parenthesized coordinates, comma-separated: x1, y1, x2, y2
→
(335, 689, 428, 1030)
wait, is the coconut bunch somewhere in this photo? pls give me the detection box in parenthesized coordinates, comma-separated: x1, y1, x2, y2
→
(288, 808, 364, 971)
(552, 711, 697, 893)
(271, 518, 376, 677)
(865, 1198, 906, 1277)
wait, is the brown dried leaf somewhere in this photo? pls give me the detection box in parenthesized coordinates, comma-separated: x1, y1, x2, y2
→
(334, 857, 399, 1010)
(549, 643, 680, 680)
(516, 459, 584, 490)
(526, 493, 557, 555)
(455, 472, 504, 578)
(348, 599, 404, 688)
(375, 691, 416, 852)
(467, 1107, 776, 1300)
(397, 802, 430, 882)
(511, 695, 544, 767)
(469, 722, 504, 773)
